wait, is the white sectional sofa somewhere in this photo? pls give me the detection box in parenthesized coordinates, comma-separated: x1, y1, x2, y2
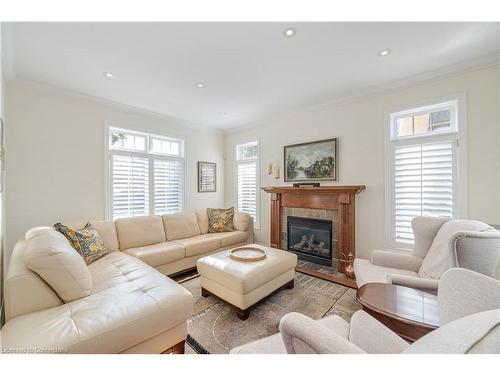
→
(1, 210, 253, 354)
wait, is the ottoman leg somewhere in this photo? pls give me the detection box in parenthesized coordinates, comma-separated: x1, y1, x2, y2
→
(201, 287, 210, 298)
(236, 307, 250, 321)
(286, 279, 294, 289)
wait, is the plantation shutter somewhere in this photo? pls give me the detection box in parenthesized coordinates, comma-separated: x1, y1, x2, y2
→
(154, 158, 184, 215)
(111, 154, 149, 218)
(237, 161, 257, 220)
(394, 140, 454, 244)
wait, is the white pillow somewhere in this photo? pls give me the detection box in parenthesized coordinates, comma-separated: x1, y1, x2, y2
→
(418, 220, 492, 279)
(24, 229, 92, 302)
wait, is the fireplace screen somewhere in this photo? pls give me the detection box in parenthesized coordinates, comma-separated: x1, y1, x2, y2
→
(287, 216, 332, 264)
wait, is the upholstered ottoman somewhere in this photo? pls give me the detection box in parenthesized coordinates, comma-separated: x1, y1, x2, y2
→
(197, 244, 297, 320)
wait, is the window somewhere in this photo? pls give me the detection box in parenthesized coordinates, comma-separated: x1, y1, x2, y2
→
(236, 141, 259, 227)
(107, 127, 185, 219)
(386, 99, 465, 249)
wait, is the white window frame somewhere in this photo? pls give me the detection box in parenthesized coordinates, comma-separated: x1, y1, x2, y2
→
(104, 123, 186, 220)
(384, 95, 468, 251)
(235, 140, 261, 229)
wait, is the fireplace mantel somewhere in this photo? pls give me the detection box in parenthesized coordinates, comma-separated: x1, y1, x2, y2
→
(262, 185, 365, 277)
(261, 186, 365, 194)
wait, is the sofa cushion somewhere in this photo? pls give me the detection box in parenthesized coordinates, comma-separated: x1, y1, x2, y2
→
(172, 234, 221, 257)
(234, 211, 252, 232)
(217, 231, 248, 247)
(207, 207, 235, 233)
(54, 222, 109, 265)
(196, 209, 209, 234)
(1, 252, 193, 353)
(418, 220, 492, 279)
(123, 242, 185, 268)
(115, 215, 166, 250)
(23, 228, 92, 303)
(162, 212, 201, 240)
(25, 226, 55, 241)
(353, 258, 418, 287)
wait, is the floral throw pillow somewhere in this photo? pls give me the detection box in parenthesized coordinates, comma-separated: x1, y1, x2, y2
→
(207, 207, 235, 233)
(54, 222, 109, 265)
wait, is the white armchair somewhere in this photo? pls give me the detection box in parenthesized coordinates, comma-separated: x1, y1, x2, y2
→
(230, 268, 500, 354)
(354, 217, 499, 292)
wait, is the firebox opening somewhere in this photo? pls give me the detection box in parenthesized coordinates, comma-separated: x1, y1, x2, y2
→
(287, 216, 332, 266)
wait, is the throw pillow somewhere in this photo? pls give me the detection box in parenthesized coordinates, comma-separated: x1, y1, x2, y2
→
(418, 219, 492, 279)
(54, 222, 109, 264)
(207, 207, 235, 233)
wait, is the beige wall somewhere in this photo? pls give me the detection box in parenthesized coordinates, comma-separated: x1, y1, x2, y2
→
(0, 23, 5, 326)
(4, 83, 225, 260)
(224, 65, 500, 260)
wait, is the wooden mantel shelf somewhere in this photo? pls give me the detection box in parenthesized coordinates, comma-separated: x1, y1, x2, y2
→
(261, 184, 366, 277)
(261, 186, 365, 194)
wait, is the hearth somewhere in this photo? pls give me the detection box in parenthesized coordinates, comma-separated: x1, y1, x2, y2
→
(287, 216, 332, 266)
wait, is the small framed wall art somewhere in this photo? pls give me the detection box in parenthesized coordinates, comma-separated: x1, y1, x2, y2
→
(198, 161, 217, 192)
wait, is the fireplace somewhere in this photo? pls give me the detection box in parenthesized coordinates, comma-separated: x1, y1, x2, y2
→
(287, 216, 332, 266)
(262, 186, 364, 280)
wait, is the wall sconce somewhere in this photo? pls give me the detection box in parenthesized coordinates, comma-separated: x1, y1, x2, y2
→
(267, 162, 273, 176)
(273, 163, 280, 179)
(267, 162, 280, 180)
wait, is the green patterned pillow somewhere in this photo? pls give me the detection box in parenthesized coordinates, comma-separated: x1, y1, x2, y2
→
(207, 207, 235, 233)
(54, 222, 109, 265)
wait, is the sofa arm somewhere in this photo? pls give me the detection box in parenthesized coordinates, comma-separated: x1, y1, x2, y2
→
(438, 268, 500, 325)
(233, 211, 254, 243)
(279, 312, 365, 354)
(348, 310, 409, 354)
(372, 250, 423, 272)
(386, 274, 439, 293)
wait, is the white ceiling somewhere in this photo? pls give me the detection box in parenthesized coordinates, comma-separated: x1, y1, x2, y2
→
(5, 22, 500, 130)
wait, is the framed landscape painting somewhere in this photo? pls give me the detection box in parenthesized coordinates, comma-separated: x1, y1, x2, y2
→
(284, 138, 338, 182)
(198, 161, 217, 192)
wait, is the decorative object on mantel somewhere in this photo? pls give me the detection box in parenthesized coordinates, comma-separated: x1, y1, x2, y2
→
(198, 161, 216, 192)
(293, 182, 320, 187)
(229, 246, 267, 262)
(261, 185, 365, 282)
(284, 138, 338, 182)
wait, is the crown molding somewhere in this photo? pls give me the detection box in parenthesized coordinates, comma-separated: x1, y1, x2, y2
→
(224, 52, 500, 135)
(8, 78, 224, 135)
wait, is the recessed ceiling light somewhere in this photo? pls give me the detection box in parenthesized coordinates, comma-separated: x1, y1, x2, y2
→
(103, 71, 114, 78)
(195, 83, 204, 88)
(219, 112, 226, 116)
(378, 49, 392, 57)
(284, 28, 296, 38)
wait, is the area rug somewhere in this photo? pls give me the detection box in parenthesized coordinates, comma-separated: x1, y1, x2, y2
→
(181, 272, 361, 354)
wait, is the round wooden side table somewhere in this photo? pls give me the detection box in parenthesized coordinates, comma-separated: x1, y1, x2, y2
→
(356, 283, 439, 342)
